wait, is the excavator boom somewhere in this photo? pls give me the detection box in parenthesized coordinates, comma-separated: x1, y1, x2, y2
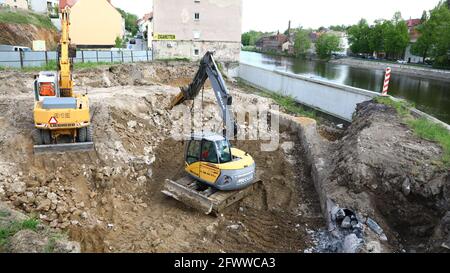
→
(169, 51, 236, 139)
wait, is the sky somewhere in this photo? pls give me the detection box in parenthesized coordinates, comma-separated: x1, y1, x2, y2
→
(111, 0, 441, 32)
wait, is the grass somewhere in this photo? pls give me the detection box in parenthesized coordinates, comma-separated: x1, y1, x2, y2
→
(0, 218, 40, 247)
(236, 79, 317, 120)
(374, 96, 415, 118)
(375, 96, 450, 167)
(408, 118, 450, 166)
(0, 7, 56, 30)
(1, 60, 122, 72)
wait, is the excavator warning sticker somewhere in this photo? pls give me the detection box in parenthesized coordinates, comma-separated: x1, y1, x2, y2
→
(49, 117, 58, 124)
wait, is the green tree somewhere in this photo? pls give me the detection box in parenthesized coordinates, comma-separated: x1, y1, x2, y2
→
(115, 36, 124, 48)
(424, 2, 450, 67)
(117, 8, 139, 36)
(368, 20, 386, 55)
(315, 34, 342, 60)
(347, 19, 371, 54)
(293, 29, 311, 56)
(383, 12, 409, 59)
(241, 32, 251, 46)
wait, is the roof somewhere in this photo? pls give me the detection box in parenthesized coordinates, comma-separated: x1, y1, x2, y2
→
(59, 0, 79, 9)
(59, 0, 115, 10)
(142, 12, 153, 22)
(407, 18, 421, 28)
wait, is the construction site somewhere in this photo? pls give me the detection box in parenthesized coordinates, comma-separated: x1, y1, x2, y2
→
(0, 1, 449, 255)
(0, 58, 449, 253)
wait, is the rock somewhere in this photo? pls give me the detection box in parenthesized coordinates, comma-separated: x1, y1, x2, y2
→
(52, 240, 81, 253)
(402, 177, 411, 196)
(341, 216, 352, 229)
(80, 212, 88, 219)
(9, 230, 46, 253)
(9, 181, 26, 194)
(137, 176, 147, 184)
(366, 218, 384, 235)
(342, 233, 362, 253)
(127, 120, 137, 129)
(36, 199, 51, 212)
(335, 209, 346, 221)
(46, 192, 58, 203)
(227, 224, 240, 231)
(365, 241, 381, 253)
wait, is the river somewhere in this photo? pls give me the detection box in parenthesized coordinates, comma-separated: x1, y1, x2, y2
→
(240, 51, 450, 124)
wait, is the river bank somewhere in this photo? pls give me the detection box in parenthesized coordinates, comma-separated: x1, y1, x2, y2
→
(330, 58, 450, 82)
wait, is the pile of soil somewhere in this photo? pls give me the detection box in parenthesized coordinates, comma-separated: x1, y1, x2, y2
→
(329, 101, 449, 252)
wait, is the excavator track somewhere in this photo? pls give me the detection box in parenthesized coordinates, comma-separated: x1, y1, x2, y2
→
(162, 176, 261, 215)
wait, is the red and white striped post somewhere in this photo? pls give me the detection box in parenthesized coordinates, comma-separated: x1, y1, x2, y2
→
(381, 67, 391, 96)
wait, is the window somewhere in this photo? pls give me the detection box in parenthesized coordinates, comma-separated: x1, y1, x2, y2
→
(201, 141, 218, 164)
(216, 140, 232, 163)
(194, 13, 200, 21)
(194, 49, 199, 56)
(193, 31, 201, 39)
(186, 140, 201, 164)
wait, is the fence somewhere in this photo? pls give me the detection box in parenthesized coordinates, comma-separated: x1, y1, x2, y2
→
(0, 50, 153, 68)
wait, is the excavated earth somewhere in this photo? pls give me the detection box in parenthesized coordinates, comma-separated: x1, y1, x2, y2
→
(0, 62, 324, 253)
(1, 62, 447, 253)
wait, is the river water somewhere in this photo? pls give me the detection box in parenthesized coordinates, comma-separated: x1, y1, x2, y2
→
(240, 51, 450, 124)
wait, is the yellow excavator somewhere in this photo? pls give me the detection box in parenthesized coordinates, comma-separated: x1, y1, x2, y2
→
(163, 51, 260, 215)
(32, 7, 93, 153)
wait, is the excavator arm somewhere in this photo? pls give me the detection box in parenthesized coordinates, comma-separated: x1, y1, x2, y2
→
(169, 51, 237, 138)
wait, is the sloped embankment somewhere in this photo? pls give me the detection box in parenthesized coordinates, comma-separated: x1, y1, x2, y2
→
(0, 23, 58, 49)
(329, 101, 449, 252)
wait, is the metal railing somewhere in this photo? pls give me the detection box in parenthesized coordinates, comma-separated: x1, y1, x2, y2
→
(0, 50, 153, 68)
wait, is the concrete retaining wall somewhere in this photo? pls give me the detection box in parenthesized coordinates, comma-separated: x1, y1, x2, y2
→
(239, 63, 380, 122)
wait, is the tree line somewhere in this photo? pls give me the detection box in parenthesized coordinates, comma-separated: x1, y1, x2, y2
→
(346, 1, 449, 67)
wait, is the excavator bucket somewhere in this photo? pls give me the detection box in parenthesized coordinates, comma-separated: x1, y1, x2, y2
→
(162, 176, 260, 215)
(33, 142, 94, 154)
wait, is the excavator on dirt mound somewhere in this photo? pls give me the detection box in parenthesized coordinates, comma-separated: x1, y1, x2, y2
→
(162, 51, 261, 215)
(32, 7, 93, 153)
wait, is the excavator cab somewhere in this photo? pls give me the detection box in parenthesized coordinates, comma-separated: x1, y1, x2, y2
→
(184, 133, 256, 191)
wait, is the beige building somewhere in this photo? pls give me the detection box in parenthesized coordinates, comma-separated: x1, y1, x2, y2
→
(1, 0, 29, 9)
(62, 0, 124, 48)
(152, 0, 242, 62)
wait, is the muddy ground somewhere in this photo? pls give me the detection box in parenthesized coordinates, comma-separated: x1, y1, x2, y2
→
(0, 62, 324, 252)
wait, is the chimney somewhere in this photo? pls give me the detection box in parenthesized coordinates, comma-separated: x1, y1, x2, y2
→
(288, 20, 291, 35)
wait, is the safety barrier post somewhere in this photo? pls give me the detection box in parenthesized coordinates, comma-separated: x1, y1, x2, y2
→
(381, 67, 391, 96)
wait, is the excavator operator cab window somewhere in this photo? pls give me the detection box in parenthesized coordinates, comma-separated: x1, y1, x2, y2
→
(201, 140, 218, 164)
(186, 140, 201, 165)
(216, 140, 232, 163)
(39, 82, 56, 97)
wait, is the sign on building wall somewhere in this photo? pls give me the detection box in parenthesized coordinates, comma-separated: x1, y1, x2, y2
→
(32, 40, 47, 51)
(153, 33, 176, 40)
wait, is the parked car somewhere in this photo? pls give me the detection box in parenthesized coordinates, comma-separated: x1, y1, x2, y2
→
(129, 39, 136, 45)
(396, 60, 408, 64)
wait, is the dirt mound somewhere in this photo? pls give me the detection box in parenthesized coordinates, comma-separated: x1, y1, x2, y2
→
(0, 23, 58, 50)
(330, 100, 449, 252)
